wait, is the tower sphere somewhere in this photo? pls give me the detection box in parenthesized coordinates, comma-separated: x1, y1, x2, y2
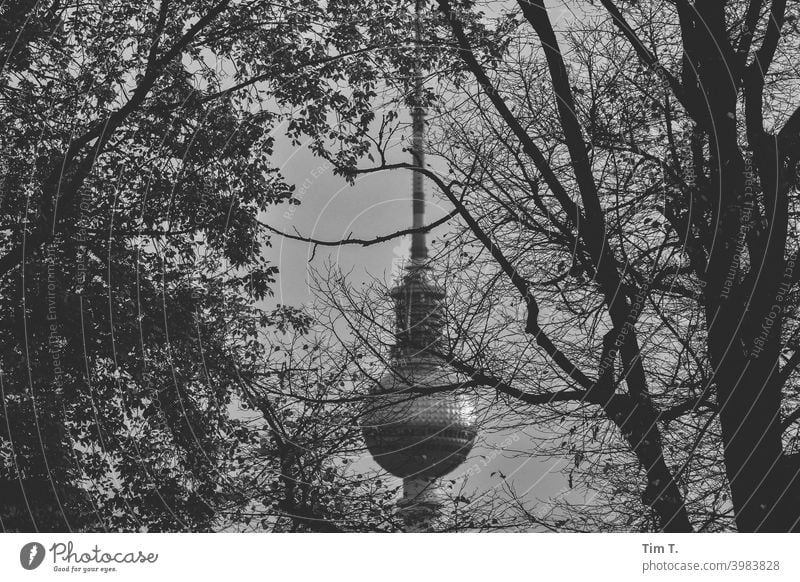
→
(362, 355, 477, 479)
(361, 268, 478, 480)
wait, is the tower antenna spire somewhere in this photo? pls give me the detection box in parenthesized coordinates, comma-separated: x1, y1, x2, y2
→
(410, 0, 427, 264)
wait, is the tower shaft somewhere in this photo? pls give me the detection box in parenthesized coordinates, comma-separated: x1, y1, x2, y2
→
(398, 476, 442, 532)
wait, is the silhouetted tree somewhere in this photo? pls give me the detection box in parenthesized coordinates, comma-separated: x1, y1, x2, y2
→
(0, 0, 388, 531)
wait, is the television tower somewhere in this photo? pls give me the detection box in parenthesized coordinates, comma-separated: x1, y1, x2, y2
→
(361, 1, 478, 532)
